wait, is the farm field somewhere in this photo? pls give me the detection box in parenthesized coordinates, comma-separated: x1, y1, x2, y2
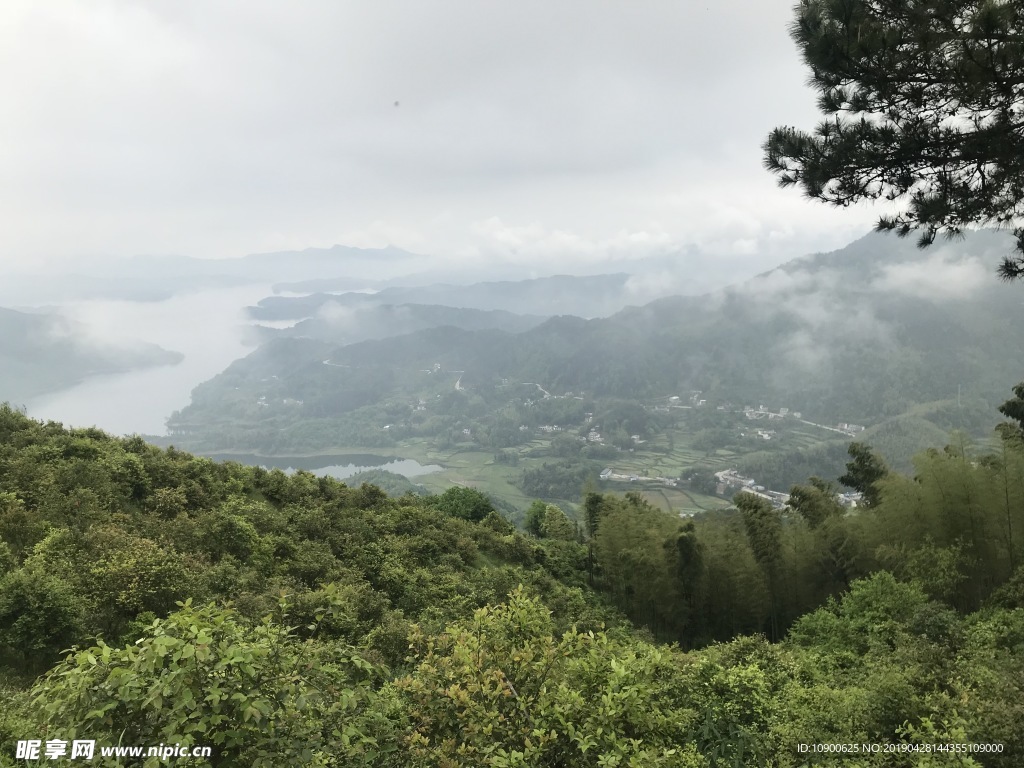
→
(199, 408, 852, 522)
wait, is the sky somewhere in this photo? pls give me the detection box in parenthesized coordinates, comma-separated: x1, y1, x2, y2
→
(0, 0, 882, 280)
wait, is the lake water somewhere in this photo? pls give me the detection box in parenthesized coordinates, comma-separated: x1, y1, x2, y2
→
(25, 284, 273, 436)
(209, 452, 443, 480)
(20, 285, 447, 480)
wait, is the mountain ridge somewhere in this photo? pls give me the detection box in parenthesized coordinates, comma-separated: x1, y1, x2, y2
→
(168, 230, 1024, 447)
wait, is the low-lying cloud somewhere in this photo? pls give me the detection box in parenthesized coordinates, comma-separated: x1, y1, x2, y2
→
(871, 252, 990, 300)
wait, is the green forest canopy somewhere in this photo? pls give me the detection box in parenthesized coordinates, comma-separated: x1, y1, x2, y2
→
(1, 402, 1023, 765)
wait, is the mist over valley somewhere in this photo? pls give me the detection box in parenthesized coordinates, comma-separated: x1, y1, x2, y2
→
(6, 2, 1024, 762)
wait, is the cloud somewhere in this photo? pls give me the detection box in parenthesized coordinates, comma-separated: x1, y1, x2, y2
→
(735, 262, 835, 300)
(315, 301, 359, 326)
(776, 328, 832, 374)
(725, 255, 901, 380)
(622, 272, 693, 302)
(0, 0, 879, 281)
(465, 218, 677, 264)
(871, 252, 990, 300)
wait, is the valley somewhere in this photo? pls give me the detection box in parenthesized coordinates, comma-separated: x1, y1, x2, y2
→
(9, 5, 1024, 762)
(162, 359, 950, 524)
(157, 230, 1018, 519)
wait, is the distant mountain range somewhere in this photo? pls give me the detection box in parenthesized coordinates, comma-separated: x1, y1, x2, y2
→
(250, 273, 643, 321)
(168, 229, 1024, 458)
(0, 307, 183, 405)
(3, 245, 716, 307)
(253, 302, 547, 345)
(0, 245, 424, 303)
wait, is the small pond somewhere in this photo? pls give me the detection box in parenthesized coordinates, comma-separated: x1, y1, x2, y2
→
(210, 452, 442, 480)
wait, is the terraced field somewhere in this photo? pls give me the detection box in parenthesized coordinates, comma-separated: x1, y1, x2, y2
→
(207, 415, 849, 522)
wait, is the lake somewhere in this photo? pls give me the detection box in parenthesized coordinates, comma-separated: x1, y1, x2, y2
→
(25, 284, 273, 435)
(209, 452, 443, 480)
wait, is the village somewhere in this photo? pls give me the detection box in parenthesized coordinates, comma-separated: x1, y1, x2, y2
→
(242, 364, 873, 518)
(597, 466, 863, 513)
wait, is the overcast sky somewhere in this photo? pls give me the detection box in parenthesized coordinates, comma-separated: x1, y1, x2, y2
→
(1, 1, 881, 278)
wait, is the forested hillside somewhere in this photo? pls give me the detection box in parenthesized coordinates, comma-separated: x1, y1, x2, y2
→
(166, 230, 1024, 466)
(253, 302, 547, 346)
(2, 403, 1024, 765)
(260, 273, 638, 318)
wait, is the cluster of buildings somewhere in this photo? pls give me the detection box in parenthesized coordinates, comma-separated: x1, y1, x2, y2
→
(255, 395, 303, 408)
(714, 469, 865, 510)
(600, 468, 678, 487)
(518, 422, 605, 443)
(737, 405, 867, 439)
(743, 405, 800, 420)
(714, 469, 790, 508)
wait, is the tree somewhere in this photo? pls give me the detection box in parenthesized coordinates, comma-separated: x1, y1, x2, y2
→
(764, 0, 1024, 277)
(396, 587, 703, 767)
(581, 489, 606, 586)
(839, 442, 888, 507)
(433, 486, 495, 523)
(27, 598, 394, 767)
(540, 504, 577, 541)
(525, 500, 548, 537)
(998, 380, 1024, 438)
(736, 493, 784, 640)
(667, 521, 707, 644)
(591, 495, 681, 636)
(582, 490, 605, 538)
(0, 491, 49, 559)
(788, 477, 844, 529)
(24, 525, 195, 641)
(525, 501, 577, 541)
(0, 569, 84, 670)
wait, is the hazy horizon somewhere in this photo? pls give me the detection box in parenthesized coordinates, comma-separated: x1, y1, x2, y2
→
(2, 1, 879, 283)
(0, 2, 993, 440)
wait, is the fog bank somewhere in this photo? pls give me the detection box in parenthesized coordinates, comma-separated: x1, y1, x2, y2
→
(26, 284, 271, 435)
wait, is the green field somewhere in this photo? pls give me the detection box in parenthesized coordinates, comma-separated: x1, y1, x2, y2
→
(200, 411, 852, 520)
